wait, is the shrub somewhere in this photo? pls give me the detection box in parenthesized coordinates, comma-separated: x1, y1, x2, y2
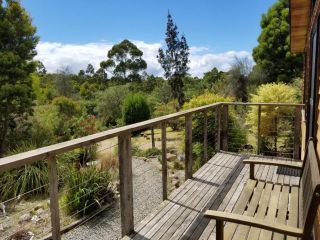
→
(52, 96, 81, 117)
(132, 144, 144, 157)
(247, 83, 299, 155)
(0, 142, 48, 202)
(144, 147, 162, 157)
(182, 92, 246, 168)
(63, 167, 114, 217)
(122, 93, 151, 125)
(173, 160, 184, 170)
(96, 85, 129, 126)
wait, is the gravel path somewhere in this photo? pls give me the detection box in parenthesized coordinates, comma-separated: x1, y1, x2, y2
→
(63, 157, 162, 240)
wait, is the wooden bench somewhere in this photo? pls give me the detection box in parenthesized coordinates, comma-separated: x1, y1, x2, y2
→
(205, 139, 320, 240)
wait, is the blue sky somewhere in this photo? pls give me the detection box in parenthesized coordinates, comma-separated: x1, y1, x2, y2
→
(21, 0, 276, 76)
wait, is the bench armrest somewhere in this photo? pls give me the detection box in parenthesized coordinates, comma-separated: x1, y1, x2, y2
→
(204, 210, 303, 238)
(243, 159, 303, 169)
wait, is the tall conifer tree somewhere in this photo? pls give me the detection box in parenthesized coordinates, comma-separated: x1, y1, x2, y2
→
(0, 0, 39, 156)
(158, 12, 189, 109)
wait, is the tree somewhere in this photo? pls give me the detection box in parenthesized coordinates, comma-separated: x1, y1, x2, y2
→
(96, 85, 129, 126)
(253, 0, 302, 83)
(227, 57, 251, 102)
(248, 64, 268, 87)
(35, 61, 47, 76)
(85, 64, 95, 77)
(0, 0, 39, 156)
(100, 39, 147, 84)
(203, 67, 224, 87)
(78, 64, 108, 91)
(158, 12, 190, 109)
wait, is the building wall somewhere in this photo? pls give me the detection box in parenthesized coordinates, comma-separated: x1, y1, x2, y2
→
(303, 1, 320, 238)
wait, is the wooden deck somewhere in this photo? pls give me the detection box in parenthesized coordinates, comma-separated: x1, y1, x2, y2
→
(124, 152, 301, 240)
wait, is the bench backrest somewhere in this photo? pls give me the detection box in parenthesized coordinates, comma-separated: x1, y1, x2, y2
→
(300, 139, 320, 238)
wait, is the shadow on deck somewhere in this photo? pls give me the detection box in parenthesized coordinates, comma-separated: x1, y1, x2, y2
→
(123, 152, 301, 240)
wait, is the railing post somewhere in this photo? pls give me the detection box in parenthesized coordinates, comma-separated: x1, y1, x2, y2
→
(48, 155, 61, 240)
(222, 104, 228, 151)
(118, 133, 134, 237)
(294, 106, 302, 160)
(203, 111, 208, 162)
(161, 122, 167, 200)
(216, 106, 221, 151)
(257, 105, 261, 155)
(185, 114, 193, 180)
(151, 127, 155, 148)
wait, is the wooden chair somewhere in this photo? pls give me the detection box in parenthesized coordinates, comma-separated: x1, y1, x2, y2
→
(205, 139, 320, 240)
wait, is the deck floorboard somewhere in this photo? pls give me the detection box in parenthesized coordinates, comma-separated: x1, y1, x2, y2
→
(123, 152, 301, 240)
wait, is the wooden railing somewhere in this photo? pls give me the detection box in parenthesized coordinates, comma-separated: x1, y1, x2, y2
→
(0, 102, 304, 239)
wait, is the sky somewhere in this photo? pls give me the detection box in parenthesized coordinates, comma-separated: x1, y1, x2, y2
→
(21, 0, 276, 77)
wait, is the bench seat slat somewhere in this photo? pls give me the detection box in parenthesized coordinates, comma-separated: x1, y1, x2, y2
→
(224, 179, 257, 240)
(234, 181, 266, 240)
(273, 185, 290, 240)
(287, 186, 299, 240)
(246, 183, 273, 240)
(258, 184, 282, 240)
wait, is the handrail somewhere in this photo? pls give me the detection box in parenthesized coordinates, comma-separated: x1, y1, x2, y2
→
(222, 102, 304, 107)
(0, 102, 304, 172)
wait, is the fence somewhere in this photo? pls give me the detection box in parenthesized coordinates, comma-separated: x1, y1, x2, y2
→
(0, 102, 304, 240)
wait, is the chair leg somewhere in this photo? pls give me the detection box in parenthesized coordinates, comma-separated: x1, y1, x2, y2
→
(250, 163, 255, 179)
(216, 220, 224, 240)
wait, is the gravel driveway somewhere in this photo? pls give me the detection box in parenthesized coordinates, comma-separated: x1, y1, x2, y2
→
(63, 157, 162, 240)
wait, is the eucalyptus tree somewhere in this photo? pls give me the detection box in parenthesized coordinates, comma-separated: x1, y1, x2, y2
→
(100, 39, 147, 84)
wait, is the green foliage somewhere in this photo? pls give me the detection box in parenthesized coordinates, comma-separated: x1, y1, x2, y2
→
(182, 91, 229, 109)
(79, 82, 99, 100)
(0, 142, 48, 202)
(202, 67, 224, 87)
(31, 105, 59, 143)
(132, 145, 161, 159)
(144, 147, 162, 157)
(0, 0, 39, 156)
(158, 12, 189, 109)
(183, 92, 246, 167)
(154, 100, 181, 130)
(173, 161, 184, 170)
(96, 85, 129, 126)
(253, 0, 302, 83)
(100, 39, 147, 84)
(53, 68, 75, 97)
(247, 83, 299, 154)
(73, 115, 100, 166)
(32, 73, 47, 105)
(63, 167, 114, 217)
(149, 80, 172, 105)
(122, 93, 151, 125)
(248, 64, 268, 88)
(132, 144, 144, 157)
(154, 100, 179, 117)
(183, 76, 206, 101)
(52, 96, 81, 117)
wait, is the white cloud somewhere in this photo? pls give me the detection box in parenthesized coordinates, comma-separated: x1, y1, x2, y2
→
(35, 41, 252, 77)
